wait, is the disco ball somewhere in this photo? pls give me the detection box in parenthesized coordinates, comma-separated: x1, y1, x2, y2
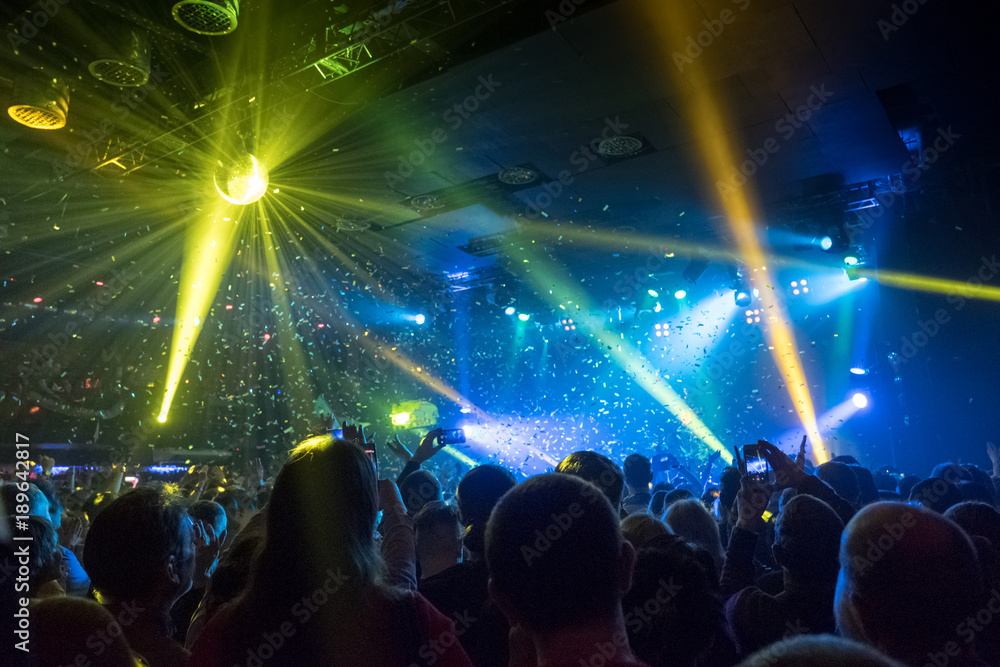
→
(215, 154, 268, 205)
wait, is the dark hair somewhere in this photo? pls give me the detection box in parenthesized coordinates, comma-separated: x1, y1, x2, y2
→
(399, 470, 442, 514)
(623, 534, 733, 667)
(899, 475, 920, 499)
(486, 474, 623, 632)
(908, 477, 963, 513)
(623, 454, 652, 489)
(773, 494, 844, 578)
(23, 516, 60, 595)
(719, 467, 741, 514)
(456, 464, 516, 555)
(945, 501, 1000, 549)
(873, 471, 899, 492)
(649, 490, 668, 517)
(190, 500, 227, 531)
(83, 486, 189, 600)
(738, 634, 904, 666)
(31, 597, 136, 667)
(247, 436, 381, 611)
(831, 455, 860, 466)
(817, 462, 860, 505)
(414, 500, 461, 547)
(556, 451, 625, 510)
(849, 466, 879, 505)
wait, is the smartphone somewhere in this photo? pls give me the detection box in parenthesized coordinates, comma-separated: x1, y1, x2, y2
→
(439, 428, 466, 445)
(743, 444, 769, 481)
(332, 428, 344, 439)
(364, 448, 377, 471)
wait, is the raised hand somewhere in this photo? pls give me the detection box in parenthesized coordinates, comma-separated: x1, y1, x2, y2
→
(733, 445, 746, 476)
(341, 421, 372, 446)
(413, 428, 447, 464)
(988, 442, 1000, 475)
(385, 435, 414, 462)
(796, 435, 808, 470)
(757, 439, 808, 490)
(193, 519, 223, 580)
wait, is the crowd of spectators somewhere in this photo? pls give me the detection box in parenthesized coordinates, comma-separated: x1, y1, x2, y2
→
(5, 429, 1000, 667)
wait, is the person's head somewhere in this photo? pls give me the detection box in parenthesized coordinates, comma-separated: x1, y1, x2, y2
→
(33, 479, 63, 530)
(662, 488, 693, 511)
(83, 486, 195, 605)
(772, 494, 844, 580)
(623, 534, 731, 667)
(907, 477, 963, 513)
(30, 597, 138, 667)
(872, 471, 899, 493)
(21, 515, 62, 595)
(399, 469, 442, 514)
(737, 634, 904, 667)
(663, 499, 724, 575)
(898, 474, 919, 499)
(414, 500, 463, 574)
(831, 455, 860, 466)
(836, 502, 983, 661)
(620, 512, 669, 550)
(945, 501, 1000, 550)
(455, 464, 517, 557)
(190, 500, 228, 542)
(2, 482, 49, 518)
(817, 462, 860, 506)
(214, 488, 255, 533)
(250, 436, 380, 603)
(719, 466, 742, 515)
(963, 465, 996, 504)
(623, 454, 653, 493)
(957, 481, 995, 505)
(556, 451, 626, 512)
(649, 490, 668, 517)
(849, 466, 879, 506)
(931, 462, 973, 485)
(486, 474, 633, 635)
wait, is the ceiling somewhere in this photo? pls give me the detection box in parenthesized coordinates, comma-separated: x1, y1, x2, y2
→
(2, 0, 999, 467)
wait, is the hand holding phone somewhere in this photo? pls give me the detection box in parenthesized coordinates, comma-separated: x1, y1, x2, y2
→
(742, 444, 770, 482)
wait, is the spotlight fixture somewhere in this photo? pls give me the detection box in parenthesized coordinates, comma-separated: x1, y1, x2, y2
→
(215, 154, 268, 205)
(850, 367, 869, 376)
(790, 280, 809, 295)
(819, 236, 834, 251)
(745, 309, 761, 324)
(414, 314, 426, 325)
(647, 289, 659, 298)
(172, 0, 239, 35)
(851, 392, 869, 409)
(734, 290, 752, 308)
(653, 323, 669, 337)
(391, 412, 411, 426)
(844, 255, 859, 266)
(560, 318, 576, 331)
(88, 28, 151, 87)
(730, 265, 752, 307)
(674, 290, 686, 299)
(518, 313, 530, 322)
(8, 75, 69, 130)
(390, 400, 439, 429)
(504, 306, 516, 316)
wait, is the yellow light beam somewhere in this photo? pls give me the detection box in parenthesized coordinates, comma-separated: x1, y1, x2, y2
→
(505, 247, 732, 463)
(158, 204, 242, 422)
(636, 0, 827, 461)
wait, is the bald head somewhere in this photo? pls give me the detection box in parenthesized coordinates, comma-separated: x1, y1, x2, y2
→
(836, 502, 983, 660)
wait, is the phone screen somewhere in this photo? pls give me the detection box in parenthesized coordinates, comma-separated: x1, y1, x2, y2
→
(332, 428, 344, 439)
(743, 444, 769, 480)
(439, 428, 466, 445)
(364, 449, 377, 471)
